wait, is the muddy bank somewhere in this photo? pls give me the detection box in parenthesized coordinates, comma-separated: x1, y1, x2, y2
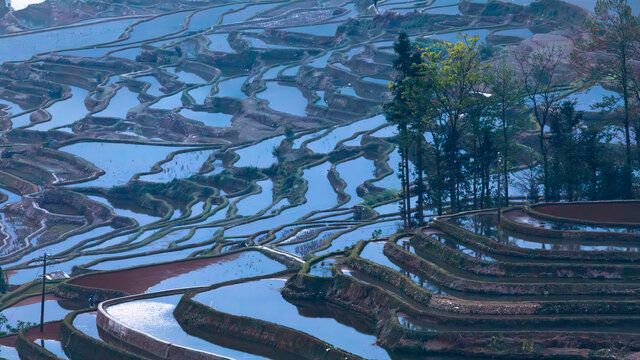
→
(14, 322, 64, 360)
(413, 232, 640, 281)
(530, 201, 640, 225)
(432, 218, 640, 263)
(66, 251, 245, 295)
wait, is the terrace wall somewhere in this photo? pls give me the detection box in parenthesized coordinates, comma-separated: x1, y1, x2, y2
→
(284, 268, 640, 359)
(384, 239, 640, 296)
(431, 218, 640, 263)
(60, 310, 149, 360)
(528, 200, 640, 226)
(15, 331, 63, 360)
(412, 232, 639, 280)
(501, 207, 640, 242)
(96, 289, 229, 360)
(173, 294, 363, 360)
(94, 271, 295, 360)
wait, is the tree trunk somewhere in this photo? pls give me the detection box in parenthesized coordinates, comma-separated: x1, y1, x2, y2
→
(401, 123, 411, 228)
(473, 128, 478, 209)
(450, 128, 460, 213)
(622, 68, 633, 199)
(635, 91, 640, 174)
(480, 153, 486, 208)
(435, 149, 443, 216)
(398, 149, 408, 228)
(540, 127, 549, 202)
(416, 132, 424, 226)
(502, 104, 509, 206)
(404, 140, 411, 226)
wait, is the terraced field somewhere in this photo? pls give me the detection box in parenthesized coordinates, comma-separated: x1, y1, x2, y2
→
(281, 201, 640, 358)
(0, 0, 637, 358)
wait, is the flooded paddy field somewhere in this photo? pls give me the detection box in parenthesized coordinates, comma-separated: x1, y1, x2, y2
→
(0, 0, 638, 358)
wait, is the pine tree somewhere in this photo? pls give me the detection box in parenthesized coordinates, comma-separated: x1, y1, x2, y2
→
(385, 32, 419, 228)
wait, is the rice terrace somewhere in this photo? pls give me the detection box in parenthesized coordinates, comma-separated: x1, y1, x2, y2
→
(0, 0, 638, 358)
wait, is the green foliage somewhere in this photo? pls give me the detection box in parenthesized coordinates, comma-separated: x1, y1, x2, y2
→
(241, 166, 261, 180)
(0, 312, 36, 335)
(48, 87, 62, 99)
(0, 267, 7, 294)
(489, 335, 504, 350)
(0, 313, 7, 336)
(385, 26, 634, 211)
(363, 188, 397, 206)
(385, 32, 422, 227)
(6, 320, 36, 334)
(284, 124, 295, 139)
(387, 32, 505, 217)
(271, 146, 281, 161)
(268, 161, 304, 203)
(410, 33, 489, 213)
(522, 338, 534, 353)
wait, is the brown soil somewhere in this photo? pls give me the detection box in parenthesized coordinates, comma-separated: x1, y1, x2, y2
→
(0, 321, 62, 346)
(0, 334, 16, 346)
(69, 252, 242, 294)
(10, 294, 60, 308)
(23, 321, 62, 340)
(534, 202, 640, 224)
(39, 203, 82, 216)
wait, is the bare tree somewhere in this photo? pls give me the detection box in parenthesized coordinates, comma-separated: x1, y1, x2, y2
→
(631, 49, 640, 163)
(573, 0, 639, 198)
(512, 148, 540, 203)
(515, 45, 566, 201)
(488, 58, 523, 206)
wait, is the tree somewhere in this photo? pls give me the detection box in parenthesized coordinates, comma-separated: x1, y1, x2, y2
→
(6, 320, 36, 334)
(0, 267, 6, 294)
(271, 145, 282, 162)
(423, 113, 447, 216)
(547, 100, 584, 201)
(386, 32, 420, 229)
(577, 120, 606, 200)
(488, 58, 523, 206)
(516, 45, 566, 201)
(0, 313, 7, 336)
(573, 0, 639, 198)
(631, 52, 640, 161)
(513, 148, 540, 203)
(284, 124, 295, 139)
(402, 65, 434, 226)
(467, 94, 493, 209)
(417, 34, 488, 212)
(385, 83, 412, 228)
(477, 117, 497, 208)
(410, 102, 427, 227)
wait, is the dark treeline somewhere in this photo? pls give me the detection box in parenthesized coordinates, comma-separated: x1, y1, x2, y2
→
(385, 0, 640, 229)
